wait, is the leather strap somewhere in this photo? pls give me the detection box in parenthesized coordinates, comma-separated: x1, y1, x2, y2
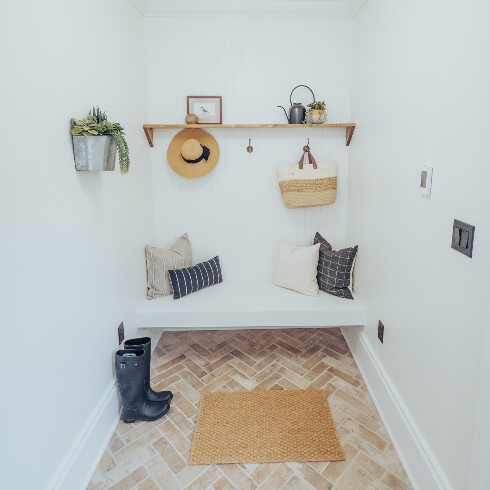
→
(297, 144, 318, 170)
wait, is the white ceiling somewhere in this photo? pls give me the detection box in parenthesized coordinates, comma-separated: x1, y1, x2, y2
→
(130, 0, 368, 17)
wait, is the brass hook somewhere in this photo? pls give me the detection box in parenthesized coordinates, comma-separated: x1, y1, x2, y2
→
(246, 138, 254, 153)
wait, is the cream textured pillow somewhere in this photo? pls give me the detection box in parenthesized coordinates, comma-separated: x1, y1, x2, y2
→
(274, 237, 320, 296)
(145, 233, 192, 299)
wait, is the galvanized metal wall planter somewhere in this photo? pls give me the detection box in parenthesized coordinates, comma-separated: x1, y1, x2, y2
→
(72, 135, 116, 172)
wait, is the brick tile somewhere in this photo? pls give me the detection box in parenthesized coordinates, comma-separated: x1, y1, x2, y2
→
(250, 463, 280, 484)
(213, 475, 237, 489)
(160, 419, 191, 454)
(332, 463, 366, 489)
(152, 363, 186, 386)
(258, 464, 294, 490)
(322, 443, 358, 483)
(382, 471, 410, 489)
(328, 365, 362, 387)
(186, 466, 221, 489)
(137, 477, 160, 490)
(342, 419, 388, 451)
(114, 428, 162, 464)
(171, 391, 198, 419)
(307, 371, 334, 389)
(109, 433, 125, 453)
(155, 353, 187, 373)
(166, 406, 195, 436)
(145, 454, 181, 489)
(283, 475, 312, 489)
(110, 465, 148, 490)
(219, 464, 256, 489)
(182, 358, 208, 378)
(354, 452, 385, 480)
(290, 462, 333, 489)
(152, 436, 187, 474)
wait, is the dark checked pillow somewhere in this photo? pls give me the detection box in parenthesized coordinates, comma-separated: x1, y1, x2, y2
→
(313, 232, 358, 300)
(168, 256, 223, 299)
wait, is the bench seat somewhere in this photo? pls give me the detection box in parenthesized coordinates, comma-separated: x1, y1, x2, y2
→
(134, 282, 366, 331)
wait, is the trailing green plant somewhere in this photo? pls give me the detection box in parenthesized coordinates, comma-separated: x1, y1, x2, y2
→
(71, 107, 130, 174)
(307, 100, 327, 112)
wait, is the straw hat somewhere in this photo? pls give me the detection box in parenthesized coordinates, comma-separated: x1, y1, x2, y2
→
(167, 129, 220, 179)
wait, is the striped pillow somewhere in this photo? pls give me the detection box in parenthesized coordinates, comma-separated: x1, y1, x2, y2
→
(168, 256, 223, 299)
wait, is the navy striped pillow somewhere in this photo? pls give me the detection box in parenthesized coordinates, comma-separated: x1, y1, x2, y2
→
(168, 256, 223, 299)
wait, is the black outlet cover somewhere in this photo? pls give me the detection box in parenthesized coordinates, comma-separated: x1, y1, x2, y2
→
(118, 322, 125, 345)
(378, 321, 384, 343)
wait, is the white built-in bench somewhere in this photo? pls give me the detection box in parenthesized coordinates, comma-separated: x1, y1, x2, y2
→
(135, 282, 366, 331)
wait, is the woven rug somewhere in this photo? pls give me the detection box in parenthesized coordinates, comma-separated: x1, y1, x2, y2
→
(189, 389, 345, 464)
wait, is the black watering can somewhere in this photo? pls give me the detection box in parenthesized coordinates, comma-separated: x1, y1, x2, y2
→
(277, 85, 316, 124)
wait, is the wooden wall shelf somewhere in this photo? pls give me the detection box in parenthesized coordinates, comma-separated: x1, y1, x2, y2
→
(143, 123, 356, 148)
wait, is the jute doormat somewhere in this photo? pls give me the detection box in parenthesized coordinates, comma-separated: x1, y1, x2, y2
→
(189, 389, 345, 464)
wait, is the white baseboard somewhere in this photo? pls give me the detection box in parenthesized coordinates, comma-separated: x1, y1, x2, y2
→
(46, 380, 120, 490)
(341, 326, 453, 490)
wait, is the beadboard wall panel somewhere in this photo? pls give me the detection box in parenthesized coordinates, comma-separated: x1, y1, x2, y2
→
(145, 16, 353, 281)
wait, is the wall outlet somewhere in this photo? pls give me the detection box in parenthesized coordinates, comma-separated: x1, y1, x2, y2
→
(118, 322, 125, 345)
(378, 321, 384, 343)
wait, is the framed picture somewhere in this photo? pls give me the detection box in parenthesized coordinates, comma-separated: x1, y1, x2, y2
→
(187, 96, 222, 124)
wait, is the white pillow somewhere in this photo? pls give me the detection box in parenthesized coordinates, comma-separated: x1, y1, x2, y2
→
(274, 237, 320, 296)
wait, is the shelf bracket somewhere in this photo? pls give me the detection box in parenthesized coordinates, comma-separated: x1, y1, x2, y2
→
(143, 127, 154, 148)
(346, 125, 355, 146)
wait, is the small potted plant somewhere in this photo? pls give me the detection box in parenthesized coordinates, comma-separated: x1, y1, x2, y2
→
(71, 107, 130, 174)
(306, 101, 327, 124)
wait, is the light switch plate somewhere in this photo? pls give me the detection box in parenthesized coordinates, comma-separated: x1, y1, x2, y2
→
(419, 164, 433, 195)
(451, 219, 475, 258)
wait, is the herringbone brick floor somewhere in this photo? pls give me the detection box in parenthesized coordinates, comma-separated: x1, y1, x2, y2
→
(88, 328, 412, 489)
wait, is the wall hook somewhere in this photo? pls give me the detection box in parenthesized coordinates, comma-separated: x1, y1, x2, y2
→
(246, 138, 254, 153)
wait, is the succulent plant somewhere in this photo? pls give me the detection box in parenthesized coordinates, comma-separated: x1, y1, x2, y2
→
(90, 106, 108, 124)
(71, 107, 130, 174)
(307, 101, 327, 112)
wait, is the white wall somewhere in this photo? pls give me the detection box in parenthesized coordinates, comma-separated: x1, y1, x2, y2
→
(145, 16, 353, 278)
(0, 1, 153, 488)
(347, 0, 490, 488)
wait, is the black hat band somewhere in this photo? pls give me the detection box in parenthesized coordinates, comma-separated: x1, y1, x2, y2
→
(182, 144, 210, 164)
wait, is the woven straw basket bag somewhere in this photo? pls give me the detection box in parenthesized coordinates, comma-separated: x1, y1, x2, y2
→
(277, 159, 338, 208)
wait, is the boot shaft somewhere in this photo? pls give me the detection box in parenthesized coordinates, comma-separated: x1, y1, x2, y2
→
(115, 349, 145, 401)
(124, 336, 151, 355)
(124, 336, 173, 404)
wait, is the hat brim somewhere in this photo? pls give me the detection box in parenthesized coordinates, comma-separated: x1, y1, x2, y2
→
(167, 129, 220, 179)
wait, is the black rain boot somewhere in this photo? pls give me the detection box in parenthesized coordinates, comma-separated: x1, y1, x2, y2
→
(115, 349, 170, 423)
(124, 337, 173, 403)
